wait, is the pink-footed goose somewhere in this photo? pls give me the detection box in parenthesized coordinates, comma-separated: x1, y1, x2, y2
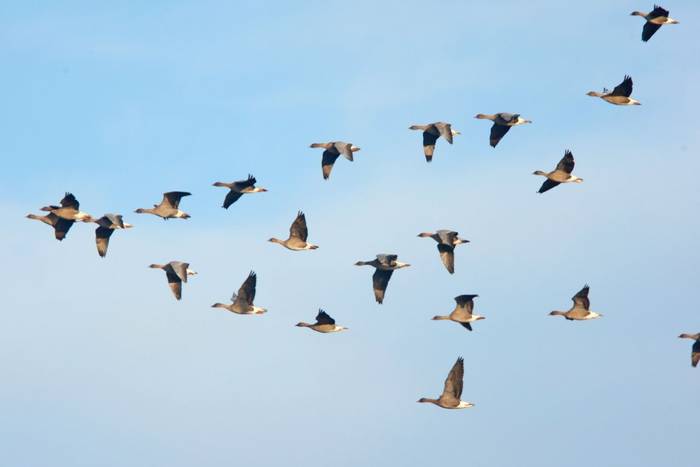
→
(269, 211, 318, 250)
(149, 261, 197, 300)
(212, 271, 267, 315)
(40, 193, 94, 222)
(309, 142, 360, 180)
(417, 230, 469, 274)
(213, 175, 267, 209)
(533, 150, 583, 194)
(432, 295, 485, 331)
(354, 254, 410, 304)
(296, 309, 348, 333)
(135, 191, 191, 219)
(409, 122, 460, 162)
(631, 5, 679, 42)
(94, 214, 133, 257)
(418, 357, 474, 409)
(474, 113, 531, 147)
(587, 76, 640, 105)
(26, 212, 75, 241)
(549, 285, 602, 321)
(678, 333, 700, 368)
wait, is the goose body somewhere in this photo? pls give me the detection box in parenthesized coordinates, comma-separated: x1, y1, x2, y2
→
(549, 285, 602, 321)
(135, 191, 191, 219)
(149, 261, 196, 300)
(631, 5, 679, 41)
(26, 212, 75, 241)
(354, 254, 410, 304)
(533, 150, 583, 194)
(678, 333, 700, 368)
(432, 295, 485, 331)
(94, 214, 133, 257)
(269, 211, 318, 250)
(40, 193, 94, 222)
(417, 230, 469, 274)
(213, 175, 267, 208)
(474, 113, 531, 147)
(409, 122, 460, 162)
(296, 309, 348, 333)
(310, 141, 361, 179)
(587, 76, 640, 105)
(418, 357, 474, 409)
(212, 271, 266, 315)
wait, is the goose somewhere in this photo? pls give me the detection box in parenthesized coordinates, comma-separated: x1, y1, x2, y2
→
(631, 5, 679, 42)
(408, 122, 460, 162)
(309, 142, 361, 180)
(40, 192, 94, 222)
(417, 230, 469, 274)
(149, 261, 197, 300)
(587, 75, 640, 105)
(296, 309, 348, 333)
(94, 214, 133, 257)
(135, 191, 191, 219)
(678, 333, 700, 368)
(269, 211, 318, 250)
(26, 212, 75, 241)
(533, 150, 583, 194)
(354, 254, 410, 304)
(213, 175, 267, 208)
(432, 295, 485, 331)
(549, 285, 602, 320)
(418, 357, 474, 409)
(211, 271, 267, 315)
(474, 113, 531, 148)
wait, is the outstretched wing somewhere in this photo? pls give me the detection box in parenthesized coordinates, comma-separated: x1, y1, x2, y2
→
(437, 244, 455, 274)
(289, 211, 309, 241)
(60, 192, 79, 209)
(233, 174, 257, 190)
(315, 309, 335, 325)
(538, 179, 560, 194)
(162, 191, 191, 209)
(556, 150, 575, 174)
(237, 271, 257, 305)
(489, 123, 511, 148)
(422, 130, 439, 163)
(642, 22, 662, 41)
(572, 285, 590, 310)
(95, 226, 114, 257)
(435, 122, 454, 144)
(648, 5, 670, 20)
(610, 76, 633, 97)
(222, 191, 243, 209)
(372, 269, 394, 304)
(692, 340, 700, 368)
(441, 357, 464, 401)
(321, 150, 341, 180)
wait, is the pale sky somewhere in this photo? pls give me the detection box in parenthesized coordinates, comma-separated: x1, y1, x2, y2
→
(2, 1, 699, 466)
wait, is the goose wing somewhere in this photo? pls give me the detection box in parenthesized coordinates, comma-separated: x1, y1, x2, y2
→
(233, 174, 257, 191)
(376, 254, 398, 267)
(372, 269, 394, 304)
(236, 271, 257, 306)
(222, 191, 243, 209)
(489, 123, 511, 148)
(166, 272, 183, 300)
(335, 142, 354, 161)
(169, 261, 190, 283)
(435, 122, 454, 144)
(538, 178, 561, 194)
(60, 192, 79, 209)
(50, 213, 74, 240)
(642, 22, 662, 41)
(648, 5, 670, 20)
(95, 226, 114, 257)
(289, 211, 309, 241)
(437, 244, 455, 274)
(610, 76, 633, 97)
(162, 191, 191, 209)
(440, 357, 464, 404)
(315, 309, 335, 325)
(422, 129, 439, 163)
(572, 284, 590, 310)
(692, 340, 700, 368)
(321, 150, 341, 180)
(556, 150, 575, 174)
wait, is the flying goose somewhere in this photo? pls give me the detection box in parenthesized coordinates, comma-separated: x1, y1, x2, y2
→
(678, 333, 700, 368)
(474, 113, 531, 147)
(533, 150, 583, 194)
(432, 295, 485, 331)
(549, 285, 602, 320)
(631, 5, 679, 42)
(417, 230, 469, 274)
(40, 192, 94, 222)
(135, 191, 192, 219)
(26, 212, 75, 241)
(296, 309, 348, 333)
(211, 271, 267, 315)
(149, 261, 197, 300)
(418, 357, 474, 409)
(269, 211, 318, 250)
(212, 175, 267, 209)
(587, 75, 640, 105)
(408, 122, 460, 162)
(309, 142, 361, 179)
(354, 254, 410, 304)
(94, 214, 133, 257)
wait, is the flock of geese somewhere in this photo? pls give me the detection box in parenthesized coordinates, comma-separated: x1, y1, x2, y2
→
(25, 5, 697, 410)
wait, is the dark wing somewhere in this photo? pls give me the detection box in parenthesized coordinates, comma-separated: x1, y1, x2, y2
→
(162, 191, 191, 209)
(376, 254, 398, 267)
(556, 150, 575, 174)
(610, 76, 633, 97)
(166, 271, 183, 300)
(233, 174, 256, 190)
(455, 294, 478, 309)
(441, 357, 464, 400)
(169, 262, 190, 283)
(572, 285, 590, 310)
(237, 271, 257, 305)
(321, 150, 341, 180)
(692, 340, 700, 368)
(460, 322, 473, 331)
(489, 123, 511, 147)
(436, 230, 458, 245)
(641, 22, 662, 41)
(538, 179, 561, 194)
(648, 5, 670, 19)
(437, 244, 455, 274)
(222, 191, 243, 209)
(422, 131, 439, 163)
(372, 269, 394, 304)
(315, 309, 335, 325)
(53, 215, 74, 241)
(95, 226, 114, 257)
(289, 211, 308, 241)
(60, 192, 79, 209)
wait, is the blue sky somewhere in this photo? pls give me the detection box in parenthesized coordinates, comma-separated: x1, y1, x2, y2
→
(2, 1, 699, 466)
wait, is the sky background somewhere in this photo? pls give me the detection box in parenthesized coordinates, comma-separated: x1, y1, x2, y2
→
(1, 1, 699, 466)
